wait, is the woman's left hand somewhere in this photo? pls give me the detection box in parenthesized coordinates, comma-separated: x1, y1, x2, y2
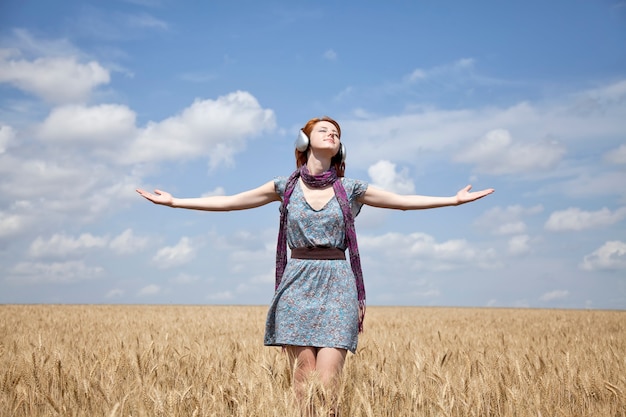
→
(456, 185, 494, 205)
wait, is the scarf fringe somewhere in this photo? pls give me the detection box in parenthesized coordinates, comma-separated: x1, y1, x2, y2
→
(358, 300, 366, 333)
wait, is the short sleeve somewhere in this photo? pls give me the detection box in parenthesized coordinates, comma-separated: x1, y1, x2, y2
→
(341, 177, 368, 218)
(274, 176, 288, 200)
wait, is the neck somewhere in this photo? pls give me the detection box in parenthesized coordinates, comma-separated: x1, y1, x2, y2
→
(306, 153, 331, 175)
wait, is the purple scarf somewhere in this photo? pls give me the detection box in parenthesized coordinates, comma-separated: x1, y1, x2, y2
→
(275, 165, 366, 332)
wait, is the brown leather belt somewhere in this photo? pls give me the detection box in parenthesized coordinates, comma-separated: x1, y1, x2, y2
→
(290, 247, 346, 260)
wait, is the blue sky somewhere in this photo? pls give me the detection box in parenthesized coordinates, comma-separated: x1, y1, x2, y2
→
(1, 0, 625, 310)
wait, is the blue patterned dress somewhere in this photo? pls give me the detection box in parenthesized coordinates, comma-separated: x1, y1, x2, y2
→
(264, 176, 368, 353)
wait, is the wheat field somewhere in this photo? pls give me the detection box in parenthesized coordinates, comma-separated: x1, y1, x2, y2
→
(0, 305, 624, 416)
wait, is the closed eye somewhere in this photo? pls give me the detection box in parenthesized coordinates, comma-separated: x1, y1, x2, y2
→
(318, 128, 338, 138)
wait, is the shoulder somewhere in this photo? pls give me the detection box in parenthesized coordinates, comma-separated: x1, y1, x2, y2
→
(274, 176, 289, 197)
(340, 177, 368, 216)
(341, 177, 368, 196)
(274, 176, 288, 187)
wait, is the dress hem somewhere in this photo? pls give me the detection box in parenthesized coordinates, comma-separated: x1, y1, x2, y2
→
(264, 341, 356, 354)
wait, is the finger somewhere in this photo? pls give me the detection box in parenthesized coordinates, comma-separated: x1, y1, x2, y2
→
(475, 189, 494, 198)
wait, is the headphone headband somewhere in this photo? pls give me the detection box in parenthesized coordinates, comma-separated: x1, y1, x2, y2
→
(294, 130, 346, 163)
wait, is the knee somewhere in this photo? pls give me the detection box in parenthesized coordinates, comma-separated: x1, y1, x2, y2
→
(287, 346, 317, 380)
(315, 348, 346, 385)
(316, 365, 341, 386)
(294, 358, 316, 376)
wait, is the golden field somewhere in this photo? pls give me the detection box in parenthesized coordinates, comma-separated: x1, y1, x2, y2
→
(0, 305, 624, 417)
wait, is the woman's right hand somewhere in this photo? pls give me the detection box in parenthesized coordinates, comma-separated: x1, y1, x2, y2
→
(136, 189, 174, 206)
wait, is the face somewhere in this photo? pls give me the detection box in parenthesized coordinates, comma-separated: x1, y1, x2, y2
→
(309, 121, 341, 155)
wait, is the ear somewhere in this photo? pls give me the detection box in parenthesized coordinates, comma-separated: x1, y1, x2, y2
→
(295, 130, 309, 152)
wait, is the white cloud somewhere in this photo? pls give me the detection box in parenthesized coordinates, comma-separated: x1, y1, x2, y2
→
(569, 80, 626, 115)
(0, 89, 274, 236)
(496, 221, 526, 235)
(69, 8, 169, 41)
(508, 234, 531, 255)
(37, 104, 137, 145)
(455, 129, 565, 175)
(0, 154, 143, 233)
(341, 77, 626, 173)
(124, 91, 276, 167)
(367, 160, 415, 194)
(123, 13, 169, 30)
(138, 284, 161, 296)
(456, 58, 475, 69)
(6, 260, 104, 284)
(333, 86, 353, 102)
(207, 291, 234, 301)
(580, 241, 626, 271)
(323, 49, 337, 60)
(249, 270, 275, 284)
(545, 207, 626, 231)
(4, 29, 80, 58)
(152, 237, 196, 268)
(540, 290, 569, 302)
(0, 124, 15, 153)
(405, 58, 475, 83)
(3, 92, 273, 222)
(360, 231, 496, 271)
(109, 229, 150, 254)
(0, 211, 26, 238)
(540, 170, 626, 200)
(552, 81, 626, 142)
(605, 144, 626, 164)
(0, 154, 98, 201)
(0, 51, 110, 103)
(29, 233, 108, 258)
(28, 229, 149, 258)
(88, 172, 145, 217)
(412, 288, 440, 298)
(201, 187, 226, 197)
(105, 288, 125, 298)
(474, 204, 543, 236)
(406, 68, 426, 82)
(28, 91, 275, 166)
(169, 273, 200, 284)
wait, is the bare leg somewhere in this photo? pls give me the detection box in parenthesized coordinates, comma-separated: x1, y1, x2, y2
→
(285, 346, 347, 416)
(315, 348, 346, 416)
(286, 346, 317, 401)
(315, 347, 347, 387)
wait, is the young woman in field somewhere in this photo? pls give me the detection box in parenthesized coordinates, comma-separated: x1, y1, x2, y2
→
(136, 116, 494, 415)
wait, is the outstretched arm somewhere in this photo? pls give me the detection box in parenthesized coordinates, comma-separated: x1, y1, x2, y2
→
(136, 180, 281, 211)
(359, 184, 494, 210)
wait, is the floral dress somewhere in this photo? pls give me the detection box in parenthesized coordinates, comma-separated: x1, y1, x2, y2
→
(264, 176, 368, 353)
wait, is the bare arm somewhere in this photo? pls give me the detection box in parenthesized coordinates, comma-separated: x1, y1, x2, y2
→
(136, 180, 281, 211)
(359, 184, 494, 210)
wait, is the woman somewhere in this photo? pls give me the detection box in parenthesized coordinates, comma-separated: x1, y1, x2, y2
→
(136, 116, 494, 413)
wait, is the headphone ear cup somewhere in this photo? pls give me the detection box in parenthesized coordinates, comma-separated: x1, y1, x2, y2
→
(339, 143, 346, 163)
(295, 130, 309, 152)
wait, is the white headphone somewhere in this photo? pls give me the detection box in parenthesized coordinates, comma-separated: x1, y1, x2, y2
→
(295, 130, 346, 163)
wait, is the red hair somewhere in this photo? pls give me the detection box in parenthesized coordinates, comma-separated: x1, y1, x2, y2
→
(295, 116, 345, 177)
